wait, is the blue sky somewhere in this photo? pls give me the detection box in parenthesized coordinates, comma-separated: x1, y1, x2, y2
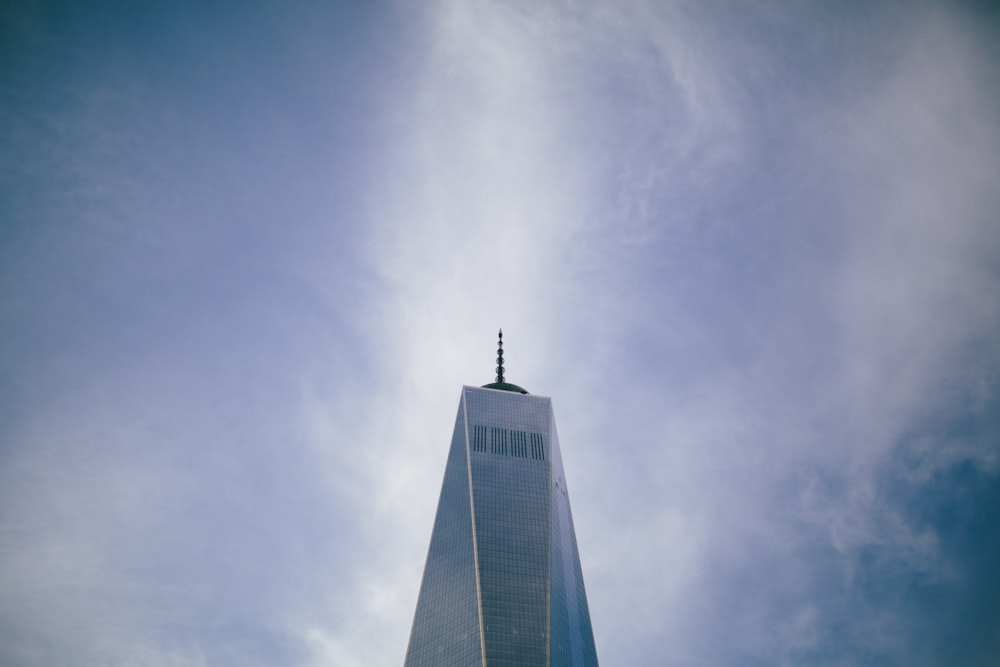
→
(2, 1, 999, 665)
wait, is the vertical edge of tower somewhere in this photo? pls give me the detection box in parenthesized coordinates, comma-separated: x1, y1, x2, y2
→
(547, 399, 600, 666)
(462, 388, 488, 666)
(403, 390, 484, 666)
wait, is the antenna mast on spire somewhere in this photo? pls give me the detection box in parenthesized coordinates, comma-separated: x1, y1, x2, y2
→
(495, 329, 505, 383)
(482, 328, 528, 394)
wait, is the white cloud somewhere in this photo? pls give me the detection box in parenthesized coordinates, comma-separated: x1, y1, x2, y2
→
(2, 1, 998, 665)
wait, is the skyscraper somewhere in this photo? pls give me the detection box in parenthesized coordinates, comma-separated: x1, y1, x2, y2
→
(404, 332, 599, 666)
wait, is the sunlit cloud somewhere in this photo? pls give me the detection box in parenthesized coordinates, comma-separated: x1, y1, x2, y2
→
(1, 1, 998, 666)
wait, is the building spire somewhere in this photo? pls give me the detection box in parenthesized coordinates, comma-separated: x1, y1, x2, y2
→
(482, 328, 528, 393)
(495, 329, 505, 383)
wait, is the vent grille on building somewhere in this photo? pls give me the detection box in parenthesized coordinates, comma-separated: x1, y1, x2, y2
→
(530, 432, 545, 461)
(473, 425, 488, 452)
(471, 425, 545, 461)
(490, 427, 507, 456)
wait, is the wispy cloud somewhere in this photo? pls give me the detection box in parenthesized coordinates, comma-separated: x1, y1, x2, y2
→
(1, 1, 998, 666)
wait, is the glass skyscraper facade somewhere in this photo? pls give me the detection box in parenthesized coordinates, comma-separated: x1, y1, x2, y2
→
(404, 337, 599, 666)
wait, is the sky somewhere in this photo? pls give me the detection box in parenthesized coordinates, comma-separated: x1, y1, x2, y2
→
(1, 1, 999, 665)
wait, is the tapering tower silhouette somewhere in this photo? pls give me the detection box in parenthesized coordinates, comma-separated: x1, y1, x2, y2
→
(404, 331, 599, 666)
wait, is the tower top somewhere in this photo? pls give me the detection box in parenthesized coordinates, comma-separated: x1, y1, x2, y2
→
(481, 328, 528, 394)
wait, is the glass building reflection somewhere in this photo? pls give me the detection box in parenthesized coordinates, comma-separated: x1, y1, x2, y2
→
(404, 332, 599, 666)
